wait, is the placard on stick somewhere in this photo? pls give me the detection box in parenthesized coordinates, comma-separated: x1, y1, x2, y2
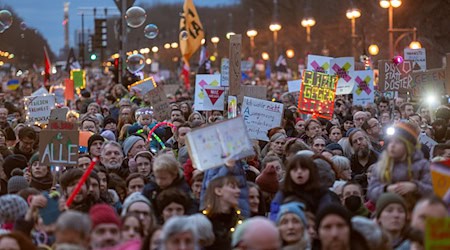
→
(39, 129, 79, 166)
(24, 95, 56, 125)
(378, 60, 413, 93)
(186, 117, 254, 171)
(194, 74, 221, 111)
(229, 35, 242, 96)
(351, 70, 374, 106)
(148, 85, 170, 121)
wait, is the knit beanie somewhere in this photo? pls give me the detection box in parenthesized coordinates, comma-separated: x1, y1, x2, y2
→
(127, 124, 143, 136)
(103, 116, 117, 128)
(276, 201, 307, 226)
(88, 134, 105, 151)
(316, 204, 352, 231)
(121, 192, 152, 216)
(270, 132, 287, 142)
(0, 194, 29, 224)
(393, 122, 419, 148)
(122, 135, 144, 156)
(89, 204, 121, 229)
(7, 175, 29, 194)
(3, 154, 28, 179)
(255, 165, 279, 193)
(101, 130, 116, 142)
(375, 193, 407, 219)
(325, 143, 343, 152)
(313, 158, 336, 188)
(29, 152, 40, 165)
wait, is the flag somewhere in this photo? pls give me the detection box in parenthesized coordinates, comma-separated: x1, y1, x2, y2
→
(181, 62, 190, 90)
(265, 60, 271, 79)
(197, 42, 211, 74)
(179, 0, 204, 65)
(44, 46, 51, 85)
(65, 48, 81, 72)
(275, 54, 288, 73)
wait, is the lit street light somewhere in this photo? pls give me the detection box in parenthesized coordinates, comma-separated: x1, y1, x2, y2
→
(368, 44, 380, 56)
(269, 0, 282, 59)
(301, 17, 316, 43)
(346, 8, 361, 59)
(211, 36, 220, 56)
(379, 0, 402, 58)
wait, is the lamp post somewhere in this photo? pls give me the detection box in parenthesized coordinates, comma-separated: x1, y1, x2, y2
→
(346, 8, 361, 59)
(379, 0, 402, 58)
(301, 17, 316, 43)
(226, 13, 235, 40)
(246, 8, 258, 57)
(269, 0, 282, 59)
(211, 36, 220, 57)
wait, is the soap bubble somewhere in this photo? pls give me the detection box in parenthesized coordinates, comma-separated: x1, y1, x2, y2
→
(126, 54, 145, 73)
(180, 30, 189, 41)
(20, 22, 27, 30)
(0, 10, 13, 29)
(125, 6, 146, 28)
(144, 24, 159, 39)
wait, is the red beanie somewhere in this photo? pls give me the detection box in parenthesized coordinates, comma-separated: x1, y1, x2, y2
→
(256, 165, 279, 193)
(89, 204, 121, 229)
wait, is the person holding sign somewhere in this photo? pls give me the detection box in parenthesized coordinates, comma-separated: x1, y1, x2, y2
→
(28, 153, 53, 192)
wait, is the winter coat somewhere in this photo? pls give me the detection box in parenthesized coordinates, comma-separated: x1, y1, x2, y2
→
(367, 150, 432, 203)
(142, 174, 193, 208)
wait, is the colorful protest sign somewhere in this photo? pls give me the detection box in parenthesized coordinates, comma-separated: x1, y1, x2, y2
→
(227, 96, 237, 118)
(298, 70, 338, 120)
(404, 48, 426, 71)
(186, 117, 255, 171)
(425, 217, 450, 250)
(331, 57, 355, 95)
(194, 74, 221, 111)
(220, 58, 229, 87)
(242, 96, 284, 141)
(203, 85, 225, 111)
(128, 77, 156, 95)
(287, 79, 302, 93)
(64, 79, 74, 101)
(229, 35, 242, 96)
(148, 85, 171, 121)
(411, 69, 445, 98)
(70, 69, 85, 89)
(430, 159, 450, 198)
(351, 70, 374, 106)
(24, 95, 56, 125)
(307, 55, 333, 74)
(39, 129, 79, 166)
(378, 60, 413, 93)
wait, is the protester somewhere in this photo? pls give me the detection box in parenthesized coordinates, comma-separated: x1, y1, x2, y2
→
(232, 217, 281, 250)
(89, 204, 122, 249)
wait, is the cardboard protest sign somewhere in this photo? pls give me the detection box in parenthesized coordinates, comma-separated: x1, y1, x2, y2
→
(128, 77, 156, 95)
(351, 70, 374, 106)
(194, 74, 221, 111)
(242, 97, 284, 141)
(430, 159, 450, 198)
(229, 35, 242, 96)
(307, 55, 333, 74)
(70, 69, 85, 89)
(24, 95, 56, 125)
(298, 70, 338, 120)
(287, 79, 302, 93)
(238, 85, 267, 104)
(410, 69, 445, 98)
(186, 117, 254, 171)
(378, 60, 413, 93)
(39, 129, 79, 166)
(220, 58, 229, 87)
(425, 217, 450, 250)
(330, 57, 355, 95)
(203, 85, 225, 111)
(148, 85, 170, 121)
(404, 48, 426, 71)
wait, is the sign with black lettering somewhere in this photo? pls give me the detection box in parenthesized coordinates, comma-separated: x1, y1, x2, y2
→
(147, 85, 170, 121)
(379, 60, 413, 93)
(24, 95, 56, 125)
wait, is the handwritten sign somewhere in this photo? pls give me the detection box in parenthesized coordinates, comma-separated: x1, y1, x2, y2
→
(298, 70, 337, 120)
(242, 96, 284, 141)
(404, 48, 426, 71)
(24, 95, 56, 125)
(430, 159, 450, 198)
(307, 55, 333, 74)
(331, 57, 355, 95)
(148, 85, 170, 121)
(425, 217, 450, 250)
(128, 77, 156, 95)
(194, 74, 221, 111)
(220, 58, 229, 87)
(39, 129, 79, 166)
(229, 35, 242, 96)
(203, 85, 225, 111)
(351, 70, 374, 106)
(411, 69, 445, 98)
(378, 60, 413, 93)
(186, 117, 255, 171)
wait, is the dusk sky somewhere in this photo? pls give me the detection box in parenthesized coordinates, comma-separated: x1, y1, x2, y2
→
(0, 0, 238, 54)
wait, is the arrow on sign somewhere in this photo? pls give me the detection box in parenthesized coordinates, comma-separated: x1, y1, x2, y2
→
(204, 88, 224, 105)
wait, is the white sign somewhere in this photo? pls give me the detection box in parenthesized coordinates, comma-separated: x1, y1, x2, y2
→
(203, 85, 225, 111)
(194, 74, 221, 111)
(242, 96, 284, 141)
(351, 70, 374, 106)
(220, 58, 229, 87)
(25, 95, 56, 125)
(330, 57, 355, 95)
(307, 55, 333, 74)
(186, 117, 255, 171)
(404, 48, 426, 71)
(128, 77, 156, 95)
(32, 87, 49, 96)
(287, 79, 302, 93)
(241, 60, 254, 72)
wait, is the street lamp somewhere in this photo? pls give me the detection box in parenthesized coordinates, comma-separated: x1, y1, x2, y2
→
(211, 36, 220, 56)
(226, 13, 235, 40)
(346, 8, 361, 58)
(286, 49, 295, 59)
(301, 17, 316, 43)
(409, 41, 422, 49)
(379, 0, 402, 58)
(246, 8, 258, 57)
(368, 44, 380, 56)
(269, 0, 282, 59)
(262, 52, 270, 61)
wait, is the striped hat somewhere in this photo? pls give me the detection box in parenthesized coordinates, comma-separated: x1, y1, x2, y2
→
(394, 121, 419, 147)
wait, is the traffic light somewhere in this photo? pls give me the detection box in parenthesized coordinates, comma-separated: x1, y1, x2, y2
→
(90, 54, 97, 61)
(94, 19, 107, 49)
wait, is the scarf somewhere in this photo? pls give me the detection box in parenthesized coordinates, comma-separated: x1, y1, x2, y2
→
(30, 173, 53, 191)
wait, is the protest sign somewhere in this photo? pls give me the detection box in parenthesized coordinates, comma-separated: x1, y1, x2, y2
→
(351, 70, 374, 106)
(307, 55, 333, 74)
(242, 96, 284, 141)
(24, 95, 56, 125)
(298, 70, 338, 120)
(220, 58, 229, 87)
(39, 129, 79, 166)
(194, 74, 221, 111)
(50, 84, 65, 105)
(203, 85, 225, 111)
(287, 79, 302, 93)
(148, 85, 170, 121)
(48, 119, 77, 130)
(404, 48, 426, 71)
(64, 79, 74, 100)
(229, 35, 242, 96)
(425, 217, 450, 250)
(227, 96, 237, 118)
(128, 77, 156, 95)
(50, 108, 69, 121)
(32, 87, 49, 96)
(430, 159, 450, 198)
(378, 60, 413, 93)
(238, 85, 267, 104)
(186, 117, 254, 171)
(70, 69, 85, 89)
(410, 68, 445, 98)
(330, 57, 355, 95)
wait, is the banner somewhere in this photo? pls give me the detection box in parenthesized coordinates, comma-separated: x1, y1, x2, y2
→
(378, 60, 413, 93)
(220, 58, 229, 87)
(24, 95, 56, 125)
(307, 55, 333, 74)
(425, 217, 450, 250)
(128, 77, 156, 95)
(404, 48, 426, 71)
(203, 85, 225, 111)
(242, 96, 284, 141)
(39, 129, 79, 166)
(330, 57, 355, 95)
(179, 0, 204, 64)
(194, 74, 221, 111)
(298, 70, 338, 120)
(148, 85, 171, 121)
(410, 68, 445, 98)
(430, 159, 450, 199)
(186, 117, 254, 171)
(351, 70, 374, 106)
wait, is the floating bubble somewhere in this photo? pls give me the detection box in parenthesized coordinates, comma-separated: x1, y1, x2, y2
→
(0, 23, 5, 33)
(126, 54, 145, 73)
(125, 6, 146, 28)
(144, 24, 159, 39)
(0, 10, 13, 29)
(180, 30, 188, 41)
(20, 22, 27, 30)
